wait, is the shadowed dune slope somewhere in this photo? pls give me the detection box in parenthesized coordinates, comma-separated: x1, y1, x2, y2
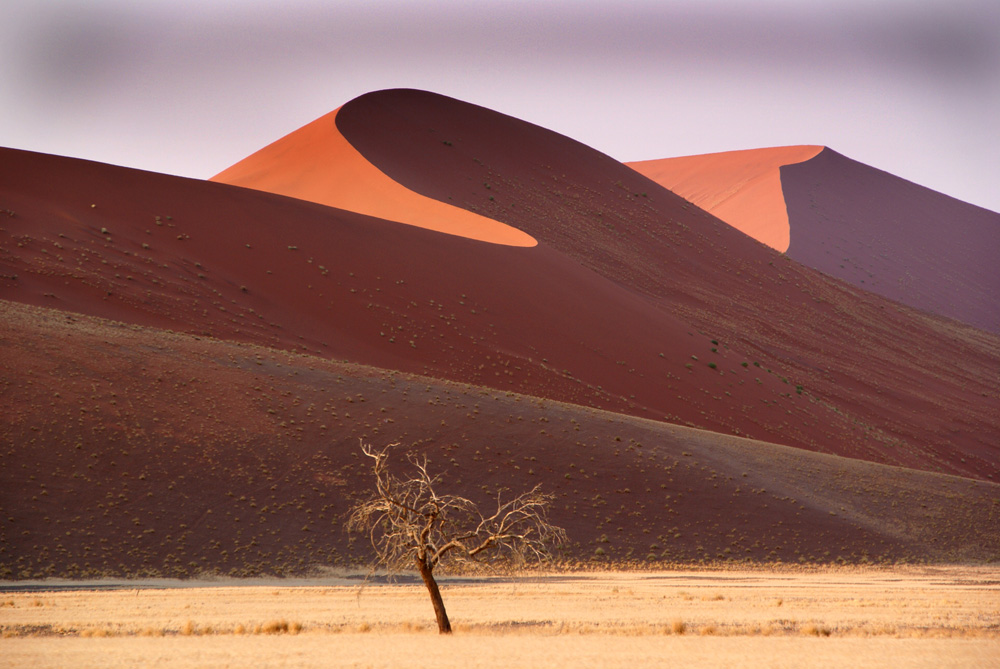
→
(780, 148, 1000, 334)
(627, 146, 823, 252)
(2, 144, 998, 481)
(1, 147, 817, 456)
(629, 145, 1000, 334)
(332, 89, 1000, 479)
(6, 82, 1000, 483)
(3, 302, 996, 578)
(210, 108, 534, 247)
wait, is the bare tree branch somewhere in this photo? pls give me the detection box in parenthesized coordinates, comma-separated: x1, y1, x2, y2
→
(347, 441, 567, 633)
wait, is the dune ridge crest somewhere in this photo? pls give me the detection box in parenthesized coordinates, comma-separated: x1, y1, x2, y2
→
(628, 145, 823, 251)
(211, 108, 536, 247)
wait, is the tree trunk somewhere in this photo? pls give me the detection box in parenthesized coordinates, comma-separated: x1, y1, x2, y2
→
(416, 556, 452, 634)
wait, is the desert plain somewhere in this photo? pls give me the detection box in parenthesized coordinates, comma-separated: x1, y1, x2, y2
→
(2, 566, 999, 668)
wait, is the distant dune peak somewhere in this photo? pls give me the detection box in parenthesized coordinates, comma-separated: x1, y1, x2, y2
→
(628, 145, 823, 252)
(632, 143, 1000, 333)
(211, 107, 536, 248)
(780, 146, 1000, 333)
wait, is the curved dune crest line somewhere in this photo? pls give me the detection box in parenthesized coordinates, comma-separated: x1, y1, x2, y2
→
(628, 146, 823, 252)
(211, 108, 536, 247)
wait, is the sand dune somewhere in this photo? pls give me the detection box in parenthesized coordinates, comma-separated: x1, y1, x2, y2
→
(630, 145, 1000, 333)
(2, 89, 998, 482)
(211, 108, 535, 247)
(628, 146, 822, 252)
(331, 90, 1000, 478)
(2, 88, 999, 580)
(781, 148, 1000, 333)
(2, 301, 997, 579)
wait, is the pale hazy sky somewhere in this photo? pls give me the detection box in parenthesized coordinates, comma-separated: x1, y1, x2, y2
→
(4, 0, 999, 213)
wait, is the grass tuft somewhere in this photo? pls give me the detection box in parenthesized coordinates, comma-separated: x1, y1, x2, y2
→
(801, 623, 832, 637)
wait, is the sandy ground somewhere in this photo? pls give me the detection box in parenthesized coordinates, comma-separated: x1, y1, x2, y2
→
(2, 567, 997, 668)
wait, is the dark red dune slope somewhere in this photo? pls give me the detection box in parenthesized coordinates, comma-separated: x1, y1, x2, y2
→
(0, 147, 829, 445)
(2, 87, 1000, 577)
(780, 147, 1000, 334)
(2, 89, 999, 487)
(4, 301, 997, 578)
(332, 89, 1000, 479)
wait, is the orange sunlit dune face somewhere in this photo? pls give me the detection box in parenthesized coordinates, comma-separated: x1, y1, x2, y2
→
(211, 108, 536, 248)
(628, 146, 822, 252)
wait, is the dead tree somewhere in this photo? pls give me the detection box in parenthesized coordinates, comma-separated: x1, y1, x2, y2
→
(347, 442, 567, 634)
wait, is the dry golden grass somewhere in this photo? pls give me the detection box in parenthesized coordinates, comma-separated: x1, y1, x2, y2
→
(1, 566, 998, 668)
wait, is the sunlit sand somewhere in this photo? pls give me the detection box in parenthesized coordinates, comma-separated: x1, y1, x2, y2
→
(3, 567, 997, 668)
